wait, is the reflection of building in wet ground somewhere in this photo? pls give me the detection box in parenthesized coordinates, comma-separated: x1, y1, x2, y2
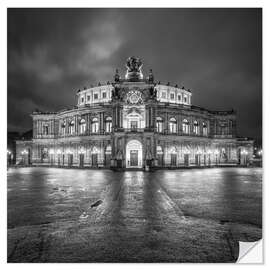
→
(16, 57, 254, 170)
(7, 167, 262, 262)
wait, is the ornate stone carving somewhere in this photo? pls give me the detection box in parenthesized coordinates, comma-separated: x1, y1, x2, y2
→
(126, 90, 143, 105)
(125, 56, 143, 81)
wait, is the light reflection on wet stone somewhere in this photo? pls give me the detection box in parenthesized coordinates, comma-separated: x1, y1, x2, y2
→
(7, 167, 262, 262)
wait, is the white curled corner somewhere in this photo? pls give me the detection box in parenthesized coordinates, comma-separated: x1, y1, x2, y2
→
(236, 239, 263, 263)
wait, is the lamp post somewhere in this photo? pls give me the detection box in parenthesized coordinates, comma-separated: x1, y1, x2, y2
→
(258, 149, 262, 167)
(56, 149, 62, 166)
(183, 149, 190, 167)
(196, 150, 202, 166)
(21, 149, 28, 165)
(66, 149, 73, 167)
(78, 148, 85, 168)
(49, 149, 54, 165)
(241, 149, 248, 166)
(7, 150, 12, 166)
(207, 150, 212, 166)
(214, 149, 219, 166)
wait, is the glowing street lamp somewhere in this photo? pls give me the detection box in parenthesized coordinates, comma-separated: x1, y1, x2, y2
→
(241, 149, 248, 165)
(20, 149, 28, 166)
(7, 150, 12, 166)
(196, 150, 202, 166)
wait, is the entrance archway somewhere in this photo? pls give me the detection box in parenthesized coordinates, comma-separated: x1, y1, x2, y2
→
(126, 140, 143, 168)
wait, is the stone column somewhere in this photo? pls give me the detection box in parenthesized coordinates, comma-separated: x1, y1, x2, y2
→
(37, 120, 40, 136)
(166, 111, 169, 133)
(87, 114, 90, 134)
(117, 106, 120, 128)
(150, 106, 154, 128)
(115, 106, 118, 129)
(148, 106, 151, 128)
(145, 105, 149, 128)
(119, 106, 123, 128)
(33, 121, 36, 138)
(100, 112, 104, 134)
(112, 106, 116, 130)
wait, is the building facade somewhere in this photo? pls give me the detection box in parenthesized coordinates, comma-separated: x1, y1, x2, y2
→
(16, 57, 254, 169)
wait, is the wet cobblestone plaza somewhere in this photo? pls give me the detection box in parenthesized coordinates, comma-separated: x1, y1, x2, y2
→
(7, 167, 262, 262)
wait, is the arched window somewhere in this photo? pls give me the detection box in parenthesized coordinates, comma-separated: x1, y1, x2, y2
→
(193, 121, 199, 135)
(156, 145, 163, 154)
(105, 145, 112, 154)
(68, 120, 75, 134)
(105, 116, 112, 133)
(170, 147, 177, 166)
(61, 121, 66, 135)
(79, 119, 86, 134)
(43, 124, 49, 135)
(91, 118, 99, 133)
(182, 119, 189, 134)
(202, 122, 208, 136)
(156, 117, 163, 133)
(169, 118, 177, 133)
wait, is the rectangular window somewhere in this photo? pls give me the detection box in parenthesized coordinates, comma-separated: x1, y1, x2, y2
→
(87, 95, 90, 101)
(178, 95, 181, 101)
(81, 97, 84, 103)
(161, 92, 166, 99)
(94, 93, 98, 100)
(170, 93, 175, 100)
(102, 92, 107, 99)
(184, 96, 187, 103)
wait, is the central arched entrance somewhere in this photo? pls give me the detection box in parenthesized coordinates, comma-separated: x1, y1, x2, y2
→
(126, 140, 143, 168)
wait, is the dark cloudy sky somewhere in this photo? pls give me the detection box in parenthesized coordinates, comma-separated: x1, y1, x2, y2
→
(8, 8, 262, 140)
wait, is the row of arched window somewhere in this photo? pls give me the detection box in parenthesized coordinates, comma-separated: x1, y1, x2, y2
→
(59, 117, 112, 135)
(42, 116, 208, 136)
(156, 117, 208, 136)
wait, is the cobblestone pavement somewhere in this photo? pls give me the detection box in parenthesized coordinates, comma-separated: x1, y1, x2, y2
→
(7, 167, 262, 262)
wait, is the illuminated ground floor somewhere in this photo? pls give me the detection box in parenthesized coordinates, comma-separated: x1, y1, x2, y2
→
(16, 135, 254, 169)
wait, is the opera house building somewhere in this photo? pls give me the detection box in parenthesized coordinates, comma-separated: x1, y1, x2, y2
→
(16, 57, 254, 170)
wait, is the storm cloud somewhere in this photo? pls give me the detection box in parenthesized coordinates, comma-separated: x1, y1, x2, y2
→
(8, 8, 262, 140)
